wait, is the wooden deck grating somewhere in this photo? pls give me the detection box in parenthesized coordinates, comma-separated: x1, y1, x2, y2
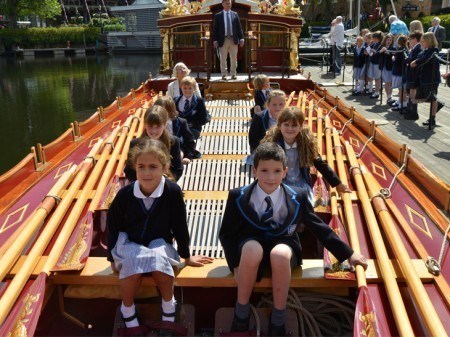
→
(197, 136, 250, 155)
(208, 107, 252, 118)
(178, 160, 253, 191)
(202, 119, 250, 133)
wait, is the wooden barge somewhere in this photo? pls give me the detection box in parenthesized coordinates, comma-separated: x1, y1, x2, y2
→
(0, 0, 449, 336)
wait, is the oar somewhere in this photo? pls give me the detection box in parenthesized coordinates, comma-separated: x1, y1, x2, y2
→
(320, 113, 353, 278)
(356, 158, 450, 308)
(0, 165, 77, 279)
(51, 125, 121, 271)
(343, 139, 415, 336)
(358, 159, 447, 336)
(0, 139, 102, 326)
(312, 107, 329, 212)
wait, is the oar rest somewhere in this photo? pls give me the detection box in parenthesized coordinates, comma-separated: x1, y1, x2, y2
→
(45, 257, 434, 293)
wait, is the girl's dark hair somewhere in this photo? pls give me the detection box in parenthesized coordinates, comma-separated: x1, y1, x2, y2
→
(142, 105, 172, 152)
(262, 106, 318, 166)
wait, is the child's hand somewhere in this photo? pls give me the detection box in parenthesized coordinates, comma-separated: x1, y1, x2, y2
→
(185, 255, 214, 267)
(410, 61, 417, 68)
(111, 262, 119, 273)
(348, 252, 368, 270)
(182, 158, 191, 165)
(336, 183, 351, 193)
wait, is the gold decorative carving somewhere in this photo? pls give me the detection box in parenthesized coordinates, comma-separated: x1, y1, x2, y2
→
(160, 0, 204, 17)
(160, 29, 171, 72)
(359, 311, 376, 337)
(58, 222, 91, 270)
(8, 293, 40, 337)
(258, 0, 301, 16)
(290, 28, 300, 71)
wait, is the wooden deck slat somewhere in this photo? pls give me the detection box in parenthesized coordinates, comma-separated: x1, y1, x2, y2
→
(197, 136, 250, 155)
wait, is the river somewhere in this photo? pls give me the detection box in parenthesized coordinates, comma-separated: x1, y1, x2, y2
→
(0, 54, 162, 175)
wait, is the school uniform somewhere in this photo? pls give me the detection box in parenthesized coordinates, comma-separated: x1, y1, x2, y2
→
(174, 94, 208, 138)
(171, 117, 198, 159)
(167, 80, 202, 98)
(368, 42, 381, 79)
(219, 180, 354, 280)
(251, 89, 269, 116)
(248, 109, 277, 153)
(391, 47, 406, 89)
(405, 43, 422, 90)
(414, 47, 441, 99)
(352, 45, 366, 80)
(107, 178, 190, 279)
(279, 140, 341, 188)
(379, 46, 394, 83)
(124, 135, 184, 182)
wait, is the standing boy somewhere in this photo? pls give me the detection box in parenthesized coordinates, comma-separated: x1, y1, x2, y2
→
(219, 142, 367, 336)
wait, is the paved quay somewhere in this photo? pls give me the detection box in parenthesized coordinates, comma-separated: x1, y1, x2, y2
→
(302, 64, 450, 185)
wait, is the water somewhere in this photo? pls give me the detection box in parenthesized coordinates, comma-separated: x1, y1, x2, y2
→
(0, 54, 162, 175)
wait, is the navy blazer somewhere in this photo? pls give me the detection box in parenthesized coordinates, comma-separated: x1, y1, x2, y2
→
(415, 47, 441, 84)
(248, 109, 271, 153)
(124, 135, 184, 182)
(172, 117, 197, 159)
(212, 10, 244, 47)
(174, 94, 208, 133)
(219, 181, 354, 272)
(406, 44, 422, 85)
(253, 89, 267, 111)
(276, 140, 342, 187)
(107, 179, 190, 262)
(392, 48, 406, 76)
(353, 46, 366, 69)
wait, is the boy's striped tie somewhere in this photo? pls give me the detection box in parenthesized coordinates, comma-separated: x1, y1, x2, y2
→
(261, 196, 273, 225)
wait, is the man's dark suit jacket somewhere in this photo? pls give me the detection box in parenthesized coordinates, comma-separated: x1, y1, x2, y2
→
(428, 26, 446, 50)
(213, 10, 244, 47)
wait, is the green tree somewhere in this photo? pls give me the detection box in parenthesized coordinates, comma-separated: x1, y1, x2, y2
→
(0, 0, 61, 28)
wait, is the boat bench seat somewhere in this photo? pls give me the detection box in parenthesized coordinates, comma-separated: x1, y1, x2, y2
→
(47, 256, 432, 291)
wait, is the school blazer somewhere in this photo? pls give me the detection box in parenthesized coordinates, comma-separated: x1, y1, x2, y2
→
(415, 47, 441, 84)
(253, 90, 267, 111)
(107, 179, 190, 262)
(219, 181, 354, 272)
(124, 135, 184, 182)
(173, 94, 208, 132)
(167, 80, 202, 98)
(276, 140, 342, 187)
(248, 109, 271, 153)
(172, 117, 197, 159)
(212, 10, 244, 47)
(352, 47, 366, 69)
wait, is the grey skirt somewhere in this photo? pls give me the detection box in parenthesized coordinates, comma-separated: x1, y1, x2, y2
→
(112, 232, 181, 279)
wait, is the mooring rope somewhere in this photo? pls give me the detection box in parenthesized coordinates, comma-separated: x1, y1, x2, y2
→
(257, 289, 355, 336)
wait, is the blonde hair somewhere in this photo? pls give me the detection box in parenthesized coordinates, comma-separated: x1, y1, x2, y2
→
(180, 76, 197, 88)
(154, 96, 178, 119)
(172, 62, 191, 78)
(142, 105, 171, 152)
(381, 33, 393, 47)
(409, 20, 424, 34)
(266, 89, 286, 105)
(262, 106, 318, 166)
(360, 28, 370, 37)
(129, 138, 171, 172)
(253, 74, 269, 90)
(422, 32, 438, 49)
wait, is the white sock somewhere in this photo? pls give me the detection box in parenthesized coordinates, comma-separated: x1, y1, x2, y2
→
(368, 83, 373, 91)
(121, 302, 139, 328)
(358, 80, 365, 91)
(161, 296, 177, 322)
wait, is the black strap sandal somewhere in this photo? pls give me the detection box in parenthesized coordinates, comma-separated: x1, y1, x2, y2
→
(117, 312, 150, 337)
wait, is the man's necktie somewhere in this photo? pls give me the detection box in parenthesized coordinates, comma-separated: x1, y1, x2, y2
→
(433, 26, 437, 33)
(261, 196, 273, 226)
(184, 99, 190, 112)
(226, 12, 232, 37)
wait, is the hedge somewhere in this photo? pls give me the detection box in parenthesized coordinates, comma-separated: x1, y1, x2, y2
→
(0, 27, 101, 49)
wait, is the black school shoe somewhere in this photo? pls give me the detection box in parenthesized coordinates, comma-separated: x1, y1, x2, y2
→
(268, 322, 286, 337)
(230, 312, 250, 332)
(422, 118, 436, 126)
(370, 93, 379, 99)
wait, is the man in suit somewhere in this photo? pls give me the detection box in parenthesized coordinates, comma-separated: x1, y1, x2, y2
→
(213, 0, 245, 80)
(428, 17, 446, 50)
